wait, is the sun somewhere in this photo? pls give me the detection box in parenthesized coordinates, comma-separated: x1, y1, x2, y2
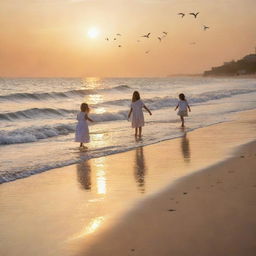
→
(87, 27, 100, 39)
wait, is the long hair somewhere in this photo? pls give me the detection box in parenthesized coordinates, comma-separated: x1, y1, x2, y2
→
(179, 93, 186, 101)
(132, 91, 140, 102)
(80, 103, 90, 113)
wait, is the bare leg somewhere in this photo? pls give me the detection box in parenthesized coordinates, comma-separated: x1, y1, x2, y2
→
(139, 127, 142, 137)
(180, 116, 184, 127)
(135, 128, 138, 137)
(80, 143, 83, 147)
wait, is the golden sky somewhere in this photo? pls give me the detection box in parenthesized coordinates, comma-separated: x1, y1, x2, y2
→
(0, 0, 255, 77)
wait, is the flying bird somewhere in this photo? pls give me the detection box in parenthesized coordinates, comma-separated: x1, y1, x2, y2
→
(189, 12, 199, 18)
(178, 13, 185, 18)
(141, 33, 151, 38)
(157, 37, 162, 42)
(203, 25, 210, 31)
(162, 32, 168, 36)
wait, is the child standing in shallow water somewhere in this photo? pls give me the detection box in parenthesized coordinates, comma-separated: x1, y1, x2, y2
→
(75, 103, 94, 148)
(174, 93, 191, 127)
(128, 91, 152, 137)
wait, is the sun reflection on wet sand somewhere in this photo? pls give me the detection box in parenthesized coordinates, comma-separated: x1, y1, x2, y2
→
(95, 158, 107, 195)
(70, 216, 105, 240)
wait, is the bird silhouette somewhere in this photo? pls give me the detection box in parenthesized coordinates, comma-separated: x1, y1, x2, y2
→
(178, 13, 185, 18)
(203, 25, 210, 31)
(141, 33, 151, 38)
(162, 32, 168, 36)
(189, 12, 199, 18)
(157, 37, 162, 42)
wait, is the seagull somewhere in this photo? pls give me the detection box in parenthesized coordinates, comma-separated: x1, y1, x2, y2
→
(116, 33, 122, 36)
(141, 33, 151, 38)
(203, 25, 210, 31)
(162, 32, 168, 36)
(189, 12, 199, 18)
(178, 13, 185, 18)
(157, 37, 162, 42)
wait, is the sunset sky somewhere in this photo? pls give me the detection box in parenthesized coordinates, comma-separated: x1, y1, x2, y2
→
(0, 0, 255, 77)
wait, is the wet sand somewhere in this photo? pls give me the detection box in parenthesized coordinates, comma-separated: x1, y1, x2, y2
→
(0, 110, 255, 256)
(80, 141, 256, 256)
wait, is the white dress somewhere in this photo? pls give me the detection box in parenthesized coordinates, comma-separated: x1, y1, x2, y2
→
(131, 99, 145, 128)
(177, 100, 189, 117)
(75, 112, 90, 143)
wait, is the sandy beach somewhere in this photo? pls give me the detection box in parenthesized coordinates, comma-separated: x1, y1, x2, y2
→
(0, 110, 256, 256)
(80, 138, 256, 256)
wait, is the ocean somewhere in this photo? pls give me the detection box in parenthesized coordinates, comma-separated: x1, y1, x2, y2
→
(0, 76, 255, 183)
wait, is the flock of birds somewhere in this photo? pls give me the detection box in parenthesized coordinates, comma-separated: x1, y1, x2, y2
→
(104, 12, 210, 54)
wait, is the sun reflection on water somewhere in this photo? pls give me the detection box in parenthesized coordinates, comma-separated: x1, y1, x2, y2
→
(82, 77, 101, 89)
(87, 94, 104, 105)
(94, 107, 106, 114)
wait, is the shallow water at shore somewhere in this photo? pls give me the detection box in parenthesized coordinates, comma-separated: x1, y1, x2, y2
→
(0, 77, 256, 183)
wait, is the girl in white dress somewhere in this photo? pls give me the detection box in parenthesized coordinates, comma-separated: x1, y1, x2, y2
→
(174, 93, 191, 127)
(75, 103, 94, 148)
(128, 91, 152, 137)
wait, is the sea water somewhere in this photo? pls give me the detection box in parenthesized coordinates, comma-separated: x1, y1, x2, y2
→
(0, 76, 255, 183)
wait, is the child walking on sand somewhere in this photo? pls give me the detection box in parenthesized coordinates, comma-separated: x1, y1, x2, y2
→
(128, 91, 152, 137)
(174, 93, 191, 127)
(75, 103, 94, 149)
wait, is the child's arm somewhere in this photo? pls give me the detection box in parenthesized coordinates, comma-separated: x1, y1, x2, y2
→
(144, 105, 152, 115)
(128, 108, 133, 119)
(85, 114, 94, 122)
(174, 104, 178, 111)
